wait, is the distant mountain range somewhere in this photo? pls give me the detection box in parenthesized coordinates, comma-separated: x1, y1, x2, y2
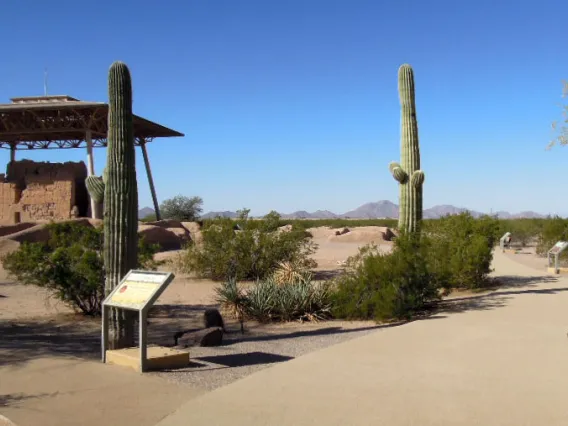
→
(139, 200, 546, 220)
(138, 207, 156, 219)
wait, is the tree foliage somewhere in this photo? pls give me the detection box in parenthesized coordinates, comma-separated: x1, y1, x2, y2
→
(549, 81, 568, 148)
(160, 195, 203, 221)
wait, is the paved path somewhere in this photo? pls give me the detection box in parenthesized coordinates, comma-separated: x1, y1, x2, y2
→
(157, 251, 568, 426)
(0, 358, 202, 426)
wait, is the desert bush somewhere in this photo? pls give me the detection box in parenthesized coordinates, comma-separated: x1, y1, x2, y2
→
(176, 210, 317, 281)
(502, 219, 543, 247)
(331, 233, 440, 321)
(1, 222, 160, 315)
(536, 216, 568, 256)
(215, 277, 333, 323)
(160, 195, 203, 221)
(425, 213, 498, 290)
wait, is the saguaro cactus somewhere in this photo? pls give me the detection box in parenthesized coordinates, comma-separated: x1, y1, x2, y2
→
(389, 64, 425, 233)
(104, 61, 139, 349)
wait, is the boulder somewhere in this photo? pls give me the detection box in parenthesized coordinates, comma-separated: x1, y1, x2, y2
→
(204, 308, 225, 331)
(378, 227, 395, 241)
(174, 327, 224, 348)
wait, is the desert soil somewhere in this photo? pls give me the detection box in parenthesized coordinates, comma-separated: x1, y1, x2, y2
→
(0, 226, 389, 426)
(0, 227, 556, 426)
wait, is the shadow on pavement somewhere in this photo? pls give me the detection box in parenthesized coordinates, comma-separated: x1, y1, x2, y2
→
(195, 351, 294, 368)
(0, 392, 54, 408)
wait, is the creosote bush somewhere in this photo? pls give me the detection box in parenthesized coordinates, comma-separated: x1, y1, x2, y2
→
(423, 213, 499, 290)
(1, 222, 160, 315)
(331, 213, 499, 321)
(176, 210, 317, 281)
(502, 219, 542, 248)
(536, 216, 568, 256)
(331, 232, 439, 322)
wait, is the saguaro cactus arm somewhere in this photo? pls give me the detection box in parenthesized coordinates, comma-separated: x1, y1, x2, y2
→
(411, 170, 425, 187)
(86, 175, 105, 204)
(389, 161, 408, 183)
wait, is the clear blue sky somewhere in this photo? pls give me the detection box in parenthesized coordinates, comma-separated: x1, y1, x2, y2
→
(1, 0, 567, 216)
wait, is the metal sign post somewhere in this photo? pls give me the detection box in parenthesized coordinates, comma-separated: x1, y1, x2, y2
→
(547, 241, 568, 273)
(101, 270, 175, 372)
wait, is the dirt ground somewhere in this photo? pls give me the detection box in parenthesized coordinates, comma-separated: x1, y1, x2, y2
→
(0, 227, 556, 426)
(0, 227, 388, 426)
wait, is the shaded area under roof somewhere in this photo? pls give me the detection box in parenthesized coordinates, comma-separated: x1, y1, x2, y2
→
(0, 95, 184, 150)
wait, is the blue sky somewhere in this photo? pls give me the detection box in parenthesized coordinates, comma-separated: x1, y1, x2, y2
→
(1, 0, 567, 216)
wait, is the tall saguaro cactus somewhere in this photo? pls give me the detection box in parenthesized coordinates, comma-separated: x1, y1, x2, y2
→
(104, 61, 139, 349)
(389, 64, 425, 233)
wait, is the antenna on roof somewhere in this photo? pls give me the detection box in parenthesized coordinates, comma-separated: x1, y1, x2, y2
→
(44, 68, 48, 96)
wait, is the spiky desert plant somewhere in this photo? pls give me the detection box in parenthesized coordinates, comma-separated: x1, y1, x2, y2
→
(214, 278, 247, 333)
(104, 61, 139, 349)
(389, 64, 425, 233)
(273, 260, 312, 285)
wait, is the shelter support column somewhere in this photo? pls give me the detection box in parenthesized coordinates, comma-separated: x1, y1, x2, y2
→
(9, 144, 15, 163)
(140, 138, 161, 221)
(85, 130, 99, 219)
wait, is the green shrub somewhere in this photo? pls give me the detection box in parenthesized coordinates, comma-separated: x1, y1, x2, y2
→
(502, 219, 543, 247)
(424, 213, 498, 290)
(215, 277, 332, 323)
(1, 222, 160, 315)
(176, 210, 317, 281)
(536, 216, 568, 256)
(331, 233, 440, 321)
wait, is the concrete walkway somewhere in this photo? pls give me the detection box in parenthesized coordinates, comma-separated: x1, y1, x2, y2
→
(0, 358, 203, 426)
(156, 251, 568, 426)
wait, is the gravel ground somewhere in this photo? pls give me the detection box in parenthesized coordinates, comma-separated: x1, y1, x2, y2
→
(151, 320, 383, 391)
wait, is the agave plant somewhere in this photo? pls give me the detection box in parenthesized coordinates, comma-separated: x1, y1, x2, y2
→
(214, 278, 246, 333)
(245, 278, 278, 322)
(247, 278, 333, 323)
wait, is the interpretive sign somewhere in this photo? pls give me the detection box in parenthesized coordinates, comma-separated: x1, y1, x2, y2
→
(547, 241, 568, 272)
(105, 271, 173, 310)
(499, 232, 512, 251)
(549, 241, 568, 256)
(101, 270, 175, 372)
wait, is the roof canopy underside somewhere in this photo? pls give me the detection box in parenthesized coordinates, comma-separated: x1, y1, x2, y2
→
(0, 99, 184, 150)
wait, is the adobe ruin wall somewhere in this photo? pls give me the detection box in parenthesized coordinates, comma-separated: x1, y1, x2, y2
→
(0, 159, 89, 224)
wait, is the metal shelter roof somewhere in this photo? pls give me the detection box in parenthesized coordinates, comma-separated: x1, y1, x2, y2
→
(0, 95, 184, 150)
